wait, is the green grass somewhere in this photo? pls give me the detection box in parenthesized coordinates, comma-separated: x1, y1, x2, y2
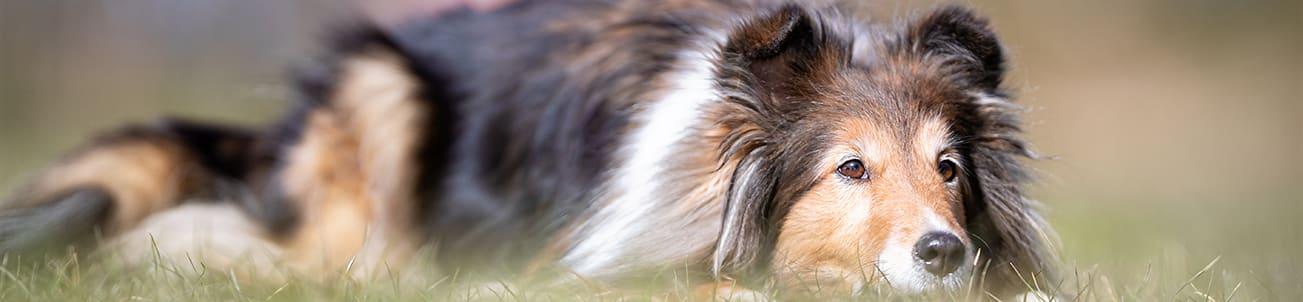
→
(2, 219, 1296, 302)
(0, 194, 1298, 301)
(1042, 195, 1303, 301)
(0, 257, 1275, 301)
(0, 251, 609, 301)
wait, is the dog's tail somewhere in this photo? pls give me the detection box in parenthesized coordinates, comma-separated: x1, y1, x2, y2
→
(0, 119, 268, 257)
(0, 188, 113, 255)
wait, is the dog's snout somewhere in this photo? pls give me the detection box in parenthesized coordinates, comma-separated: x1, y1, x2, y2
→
(913, 232, 965, 276)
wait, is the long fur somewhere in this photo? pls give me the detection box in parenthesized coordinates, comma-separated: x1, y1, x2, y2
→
(0, 0, 1053, 298)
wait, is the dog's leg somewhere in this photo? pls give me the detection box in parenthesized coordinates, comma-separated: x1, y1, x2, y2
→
(276, 31, 430, 279)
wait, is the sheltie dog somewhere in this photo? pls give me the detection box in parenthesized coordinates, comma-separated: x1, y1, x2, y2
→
(0, 0, 1054, 298)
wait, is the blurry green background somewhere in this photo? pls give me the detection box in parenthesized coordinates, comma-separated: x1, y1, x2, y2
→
(1, 0, 1299, 299)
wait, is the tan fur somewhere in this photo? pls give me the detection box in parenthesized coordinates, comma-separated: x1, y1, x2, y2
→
(772, 117, 966, 293)
(26, 138, 196, 234)
(106, 203, 286, 281)
(278, 47, 428, 277)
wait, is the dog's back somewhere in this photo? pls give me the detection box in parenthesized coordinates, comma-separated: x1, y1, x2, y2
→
(385, 0, 767, 269)
(0, 0, 768, 274)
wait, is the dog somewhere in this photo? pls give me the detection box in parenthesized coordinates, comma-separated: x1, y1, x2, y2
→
(0, 0, 1054, 298)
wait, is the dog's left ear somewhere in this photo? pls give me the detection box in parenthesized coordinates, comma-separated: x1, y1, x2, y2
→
(901, 5, 1005, 90)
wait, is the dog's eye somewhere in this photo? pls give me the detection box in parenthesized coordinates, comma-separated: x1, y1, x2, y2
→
(938, 159, 959, 183)
(837, 159, 868, 180)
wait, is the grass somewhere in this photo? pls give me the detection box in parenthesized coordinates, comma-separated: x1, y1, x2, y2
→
(1, 206, 1297, 302)
(0, 257, 1272, 302)
(0, 185, 1297, 301)
(0, 250, 606, 301)
(1041, 195, 1303, 302)
(0, 174, 1297, 301)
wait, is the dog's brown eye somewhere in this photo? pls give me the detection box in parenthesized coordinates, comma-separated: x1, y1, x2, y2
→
(837, 159, 868, 180)
(938, 159, 958, 183)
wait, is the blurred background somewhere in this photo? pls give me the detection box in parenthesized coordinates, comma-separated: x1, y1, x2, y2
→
(1, 0, 1299, 299)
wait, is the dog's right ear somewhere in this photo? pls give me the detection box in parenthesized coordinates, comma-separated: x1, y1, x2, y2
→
(721, 5, 845, 101)
(724, 5, 815, 61)
(712, 4, 847, 279)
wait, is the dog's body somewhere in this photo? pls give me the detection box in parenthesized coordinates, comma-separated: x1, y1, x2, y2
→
(1, 0, 1053, 298)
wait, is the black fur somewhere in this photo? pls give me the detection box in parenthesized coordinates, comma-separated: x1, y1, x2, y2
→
(153, 119, 297, 235)
(155, 119, 261, 179)
(903, 5, 1007, 90)
(381, 1, 707, 271)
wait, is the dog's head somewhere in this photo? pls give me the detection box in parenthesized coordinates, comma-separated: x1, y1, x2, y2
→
(710, 5, 1051, 295)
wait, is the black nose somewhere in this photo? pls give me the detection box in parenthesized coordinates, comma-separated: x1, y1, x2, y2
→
(913, 232, 966, 276)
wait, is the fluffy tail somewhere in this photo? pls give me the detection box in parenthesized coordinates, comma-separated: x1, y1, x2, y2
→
(0, 119, 266, 257)
(0, 188, 113, 255)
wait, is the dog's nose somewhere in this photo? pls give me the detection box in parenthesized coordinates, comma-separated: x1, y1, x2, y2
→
(913, 232, 965, 276)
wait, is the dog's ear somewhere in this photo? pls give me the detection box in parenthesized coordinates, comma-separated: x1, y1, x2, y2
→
(711, 5, 843, 279)
(721, 5, 845, 106)
(724, 4, 817, 62)
(901, 5, 1005, 90)
(712, 148, 777, 277)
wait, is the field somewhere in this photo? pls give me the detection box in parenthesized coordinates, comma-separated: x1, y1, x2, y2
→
(1, 0, 1299, 300)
